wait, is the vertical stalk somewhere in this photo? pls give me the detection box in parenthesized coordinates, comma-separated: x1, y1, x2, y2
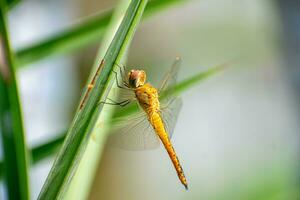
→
(0, 2, 30, 200)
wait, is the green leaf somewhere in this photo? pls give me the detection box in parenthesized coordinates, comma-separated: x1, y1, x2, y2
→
(15, 10, 112, 67)
(0, 2, 30, 200)
(0, 133, 65, 179)
(15, 0, 184, 67)
(37, 0, 148, 199)
(31, 133, 66, 164)
(144, 0, 184, 17)
(4, 0, 20, 9)
(63, 1, 132, 198)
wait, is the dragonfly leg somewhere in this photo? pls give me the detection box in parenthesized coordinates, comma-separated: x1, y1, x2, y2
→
(115, 63, 126, 79)
(98, 98, 131, 107)
(108, 98, 131, 107)
(115, 63, 130, 88)
(112, 70, 130, 90)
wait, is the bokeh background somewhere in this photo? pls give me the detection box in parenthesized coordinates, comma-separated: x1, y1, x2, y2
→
(1, 0, 300, 199)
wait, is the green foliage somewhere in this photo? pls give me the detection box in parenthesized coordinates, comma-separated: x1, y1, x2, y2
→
(0, 2, 29, 200)
(4, 0, 20, 9)
(15, 0, 184, 67)
(0, 133, 65, 179)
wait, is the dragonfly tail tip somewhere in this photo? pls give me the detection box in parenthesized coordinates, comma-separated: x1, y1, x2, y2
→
(184, 184, 188, 190)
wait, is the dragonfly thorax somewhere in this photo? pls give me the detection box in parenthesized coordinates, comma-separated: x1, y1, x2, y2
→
(135, 83, 160, 114)
(128, 69, 146, 88)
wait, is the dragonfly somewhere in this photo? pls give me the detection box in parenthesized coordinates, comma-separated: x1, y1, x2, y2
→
(106, 57, 188, 190)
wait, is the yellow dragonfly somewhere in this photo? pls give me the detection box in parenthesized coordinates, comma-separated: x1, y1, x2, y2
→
(106, 57, 188, 190)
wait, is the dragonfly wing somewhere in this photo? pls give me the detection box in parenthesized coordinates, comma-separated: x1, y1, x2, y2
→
(108, 112, 160, 150)
(158, 57, 182, 139)
(158, 57, 181, 99)
(160, 97, 183, 139)
(109, 87, 136, 102)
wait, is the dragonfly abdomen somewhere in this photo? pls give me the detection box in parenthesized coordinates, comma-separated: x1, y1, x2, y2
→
(150, 112, 188, 190)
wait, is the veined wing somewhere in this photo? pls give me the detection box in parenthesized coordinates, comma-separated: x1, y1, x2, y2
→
(108, 97, 182, 150)
(109, 87, 136, 102)
(158, 57, 182, 139)
(160, 97, 182, 139)
(108, 112, 160, 150)
(158, 56, 181, 99)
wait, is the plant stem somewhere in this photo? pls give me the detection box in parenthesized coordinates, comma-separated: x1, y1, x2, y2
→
(0, 2, 30, 200)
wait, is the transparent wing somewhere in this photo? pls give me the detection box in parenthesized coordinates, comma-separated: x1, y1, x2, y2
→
(109, 87, 136, 102)
(108, 112, 160, 150)
(160, 97, 183, 139)
(158, 57, 182, 139)
(158, 57, 181, 98)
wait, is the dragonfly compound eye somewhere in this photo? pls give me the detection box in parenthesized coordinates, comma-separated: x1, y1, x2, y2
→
(128, 70, 146, 87)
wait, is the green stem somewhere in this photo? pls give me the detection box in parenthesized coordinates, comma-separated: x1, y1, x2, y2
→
(0, 2, 30, 200)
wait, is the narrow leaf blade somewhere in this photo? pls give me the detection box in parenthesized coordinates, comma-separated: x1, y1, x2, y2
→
(37, 0, 148, 199)
(0, 3, 30, 200)
(15, 0, 184, 67)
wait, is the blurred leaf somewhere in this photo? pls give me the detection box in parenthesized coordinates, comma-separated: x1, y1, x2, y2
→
(16, 10, 112, 67)
(31, 134, 66, 164)
(37, 0, 148, 199)
(4, 0, 20, 9)
(144, 0, 184, 17)
(0, 133, 65, 179)
(15, 0, 184, 67)
(0, 3, 30, 200)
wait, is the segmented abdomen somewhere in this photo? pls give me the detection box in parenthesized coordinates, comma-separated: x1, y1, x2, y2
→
(149, 112, 188, 189)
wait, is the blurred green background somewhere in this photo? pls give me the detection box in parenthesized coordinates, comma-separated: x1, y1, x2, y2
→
(1, 0, 299, 199)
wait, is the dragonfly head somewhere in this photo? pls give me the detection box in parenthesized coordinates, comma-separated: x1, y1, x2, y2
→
(128, 70, 146, 88)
